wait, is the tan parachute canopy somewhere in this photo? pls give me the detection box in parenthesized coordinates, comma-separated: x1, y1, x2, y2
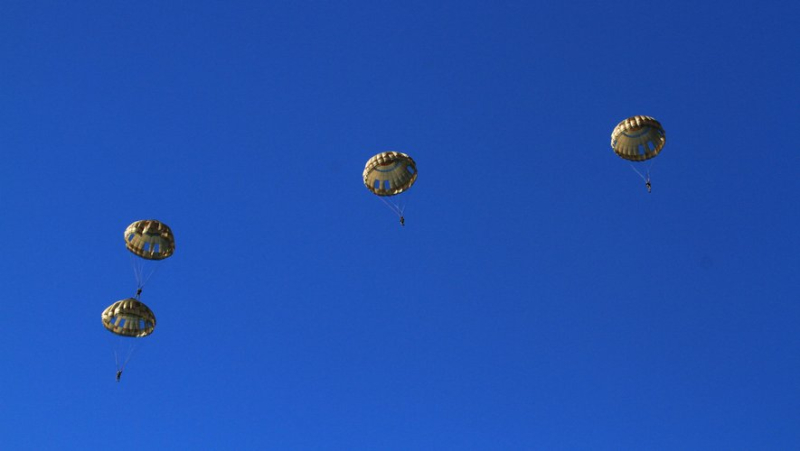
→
(125, 220, 175, 260)
(611, 116, 666, 162)
(101, 298, 156, 338)
(363, 151, 417, 196)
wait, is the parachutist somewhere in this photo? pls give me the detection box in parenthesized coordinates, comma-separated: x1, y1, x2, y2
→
(364, 152, 417, 225)
(400, 216, 405, 227)
(116, 370, 122, 382)
(612, 116, 665, 193)
(136, 288, 142, 298)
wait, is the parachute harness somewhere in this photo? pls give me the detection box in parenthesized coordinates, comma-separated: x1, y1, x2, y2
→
(629, 160, 655, 193)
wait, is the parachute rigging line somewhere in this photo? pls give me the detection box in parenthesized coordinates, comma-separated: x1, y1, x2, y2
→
(130, 254, 162, 293)
(629, 160, 655, 183)
(379, 195, 405, 217)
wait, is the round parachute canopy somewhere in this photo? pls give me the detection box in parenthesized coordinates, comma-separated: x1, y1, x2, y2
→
(125, 220, 175, 260)
(101, 298, 156, 338)
(611, 116, 665, 162)
(363, 151, 417, 196)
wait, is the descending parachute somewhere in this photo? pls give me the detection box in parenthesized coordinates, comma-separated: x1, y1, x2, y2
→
(125, 220, 175, 294)
(363, 151, 417, 195)
(611, 115, 665, 192)
(125, 220, 175, 260)
(102, 298, 157, 338)
(102, 298, 156, 379)
(363, 151, 417, 225)
(611, 115, 665, 161)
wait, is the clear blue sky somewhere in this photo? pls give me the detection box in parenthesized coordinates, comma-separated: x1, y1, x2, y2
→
(1, 1, 798, 449)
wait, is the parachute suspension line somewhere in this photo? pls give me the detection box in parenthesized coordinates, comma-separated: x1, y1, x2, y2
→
(138, 263, 161, 291)
(630, 160, 656, 181)
(629, 160, 656, 192)
(130, 256, 138, 286)
(129, 255, 163, 297)
(130, 255, 144, 290)
(378, 196, 397, 216)
(121, 340, 138, 370)
(113, 336, 139, 372)
(629, 164, 648, 182)
(379, 196, 404, 218)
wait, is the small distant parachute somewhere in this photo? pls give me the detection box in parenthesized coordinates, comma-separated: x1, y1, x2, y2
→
(611, 116, 665, 192)
(363, 151, 418, 196)
(363, 151, 417, 225)
(124, 220, 175, 293)
(102, 298, 156, 338)
(102, 298, 156, 376)
(125, 220, 175, 260)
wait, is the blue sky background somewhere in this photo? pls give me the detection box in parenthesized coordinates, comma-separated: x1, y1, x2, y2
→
(0, 1, 798, 449)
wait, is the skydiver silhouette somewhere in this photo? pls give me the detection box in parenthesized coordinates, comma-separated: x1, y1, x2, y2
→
(645, 179, 652, 193)
(116, 370, 122, 382)
(400, 216, 405, 227)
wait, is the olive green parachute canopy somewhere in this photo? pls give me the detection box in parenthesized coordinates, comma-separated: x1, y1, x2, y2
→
(125, 220, 175, 260)
(363, 151, 417, 196)
(101, 298, 156, 338)
(611, 116, 666, 162)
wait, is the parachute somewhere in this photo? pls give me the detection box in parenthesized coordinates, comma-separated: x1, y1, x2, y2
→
(611, 116, 665, 192)
(363, 151, 417, 225)
(102, 298, 156, 377)
(102, 298, 156, 338)
(125, 220, 175, 260)
(124, 220, 175, 294)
